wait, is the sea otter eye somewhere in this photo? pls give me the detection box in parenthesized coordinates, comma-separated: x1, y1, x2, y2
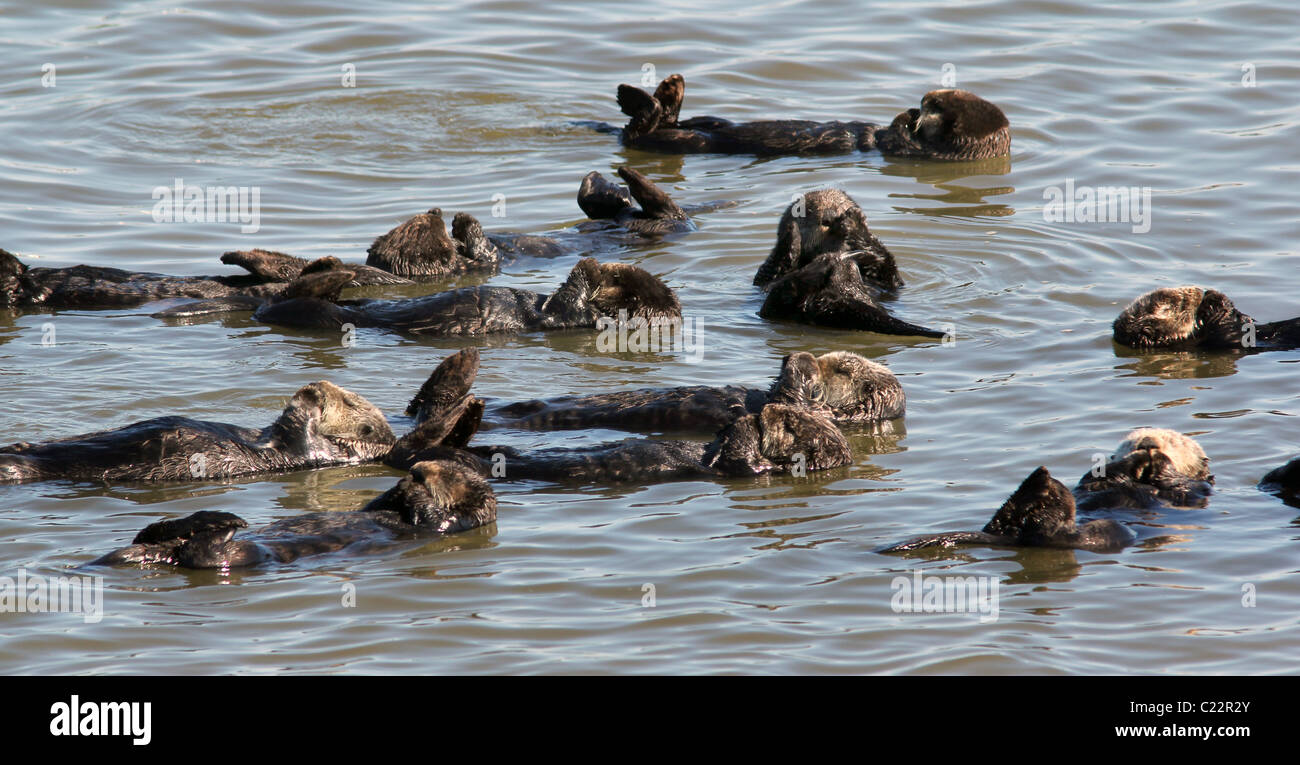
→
(359, 424, 374, 437)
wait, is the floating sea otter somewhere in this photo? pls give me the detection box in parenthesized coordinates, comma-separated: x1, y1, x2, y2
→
(219, 167, 709, 282)
(602, 74, 1010, 159)
(397, 403, 852, 485)
(879, 467, 1136, 553)
(91, 460, 496, 569)
(0, 247, 395, 311)
(488, 351, 905, 433)
(160, 257, 682, 340)
(879, 428, 1212, 553)
(0, 349, 483, 485)
(750, 190, 941, 337)
(1259, 456, 1300, 507)
(1113, 286, 1300, 351)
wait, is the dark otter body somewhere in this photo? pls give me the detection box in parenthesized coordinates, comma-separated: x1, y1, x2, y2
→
(1073, 428, 1213, 511)
(760, 252, 942, 337)
(1113, 286, 1300, 351)
(610, 75, 1009, 160)
(246, 258, 680, 339)
(396, 403, 851, 485)
(880, 467, 1135, 553)
(488, 351, 904, 433)
(91, 460, 496, 569)
(0, 248, 300, 311)
(0, 381, 395, 484)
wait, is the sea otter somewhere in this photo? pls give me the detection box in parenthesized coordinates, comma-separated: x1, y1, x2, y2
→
(0, 247, 384, 311)
(192, 257, 682, 339)
(1074, 428, 1213, 511)
(216, 168, 706, 282)
(879, 467, 1135, 553)
(606, 74, 1010, 160)
(0, 348, 484, 485)
(488, 350, 904, 433)
(90, 460, 496, 569)
(1112, 286, 1300, 351)
(750, 191, 940, 337)
(0, 381, 395, 484)
(395, 403, 852, 485)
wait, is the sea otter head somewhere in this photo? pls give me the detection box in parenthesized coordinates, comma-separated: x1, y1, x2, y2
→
(768, 351, 906, 421)
(0, 248, 30, 307)
(1112, 286, 1254, 349)
(364, 460, 498, 532)
(368, 207, 499, 278)
(1077, 428, 1213, 509)
(702, 403, 851, 476)
(273, 380, 396, 461)
(756, 189, 897, 287)
(982, 466, 1079, 543)
(915, 89, 1009, 143)
(567, 258, 681, 323)
(879, 90, 1010, 160)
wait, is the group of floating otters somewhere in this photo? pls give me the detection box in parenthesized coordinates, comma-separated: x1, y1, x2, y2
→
(4, 75, 1299, 569)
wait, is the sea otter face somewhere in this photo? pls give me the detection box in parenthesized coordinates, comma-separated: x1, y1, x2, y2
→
(587, 261, 682, 322)
(281, 381, 396, 461)
(769, 351, 906, 421)
(1077, 427, 1213, 509)
(789, 189, 869, 257)
(914, 89, 1009, 143)
(367, 208, 464, 277)
(703, 403, 851, 476)
(1112, 286, 1254, 349)
(366, 459, 498, 531)
(0, 249, 29, 307)
(1110, 428, 1211, 483)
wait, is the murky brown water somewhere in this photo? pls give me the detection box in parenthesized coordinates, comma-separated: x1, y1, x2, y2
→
(1, 0, 1298, 674)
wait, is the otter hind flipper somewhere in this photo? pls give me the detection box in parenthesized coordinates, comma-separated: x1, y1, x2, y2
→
(221, 249, 309, 282)
(577, 171, 636, 220)
(652, 74, 685, 126)
(404, 348, 481, 421)
(617, 84, 663, 139)
(615, 166, 688, 220)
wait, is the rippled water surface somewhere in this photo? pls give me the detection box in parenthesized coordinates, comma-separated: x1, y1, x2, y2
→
(1, 0, 1298, 674)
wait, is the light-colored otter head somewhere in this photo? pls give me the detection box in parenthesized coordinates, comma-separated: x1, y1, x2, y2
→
(1113, 286, 1254, 349)
(366, 459, 498, 531)
(768, 351, 906, 421)
(1112, 428, 1210, 482)
(276, 380, 396, 461)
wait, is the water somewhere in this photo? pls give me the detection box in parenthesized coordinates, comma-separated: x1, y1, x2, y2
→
(1, 0, 1298, 674)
